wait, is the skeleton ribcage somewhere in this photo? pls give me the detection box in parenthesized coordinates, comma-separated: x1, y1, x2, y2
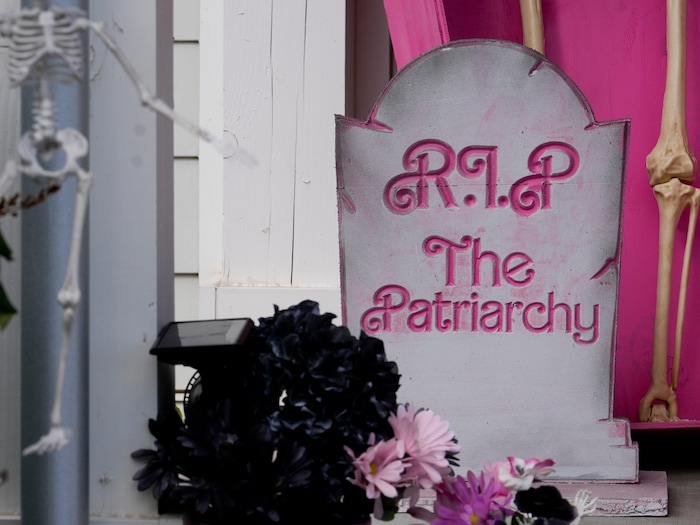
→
(3, 8, 84, 87)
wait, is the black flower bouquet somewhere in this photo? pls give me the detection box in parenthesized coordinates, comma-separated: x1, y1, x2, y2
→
(131, 300, 460, 525)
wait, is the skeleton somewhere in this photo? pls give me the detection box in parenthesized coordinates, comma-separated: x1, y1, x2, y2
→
(0, 6, 231, 455)
(637, 0, 699, 423)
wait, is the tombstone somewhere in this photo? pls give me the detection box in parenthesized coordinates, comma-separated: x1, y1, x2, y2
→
(335, 40, 638, 482)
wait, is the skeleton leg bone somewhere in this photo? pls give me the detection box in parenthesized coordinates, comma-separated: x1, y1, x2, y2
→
(646, 0, 696, 187)
(519, 0, 544, 55)
(638, 0, 698, 422)
(672, 189, 700, 391)
(22, 166, 92, 456)
(638, 179, 697, 421)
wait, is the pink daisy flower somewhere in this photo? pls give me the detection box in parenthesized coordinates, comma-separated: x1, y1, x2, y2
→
(345, 437, 406, 500)
(389, 403, 461, 489)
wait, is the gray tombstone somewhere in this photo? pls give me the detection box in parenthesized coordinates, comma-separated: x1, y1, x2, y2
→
(336, 40, 638, 481)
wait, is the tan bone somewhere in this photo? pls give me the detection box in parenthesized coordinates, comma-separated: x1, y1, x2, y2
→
(639, 0, 699, 422)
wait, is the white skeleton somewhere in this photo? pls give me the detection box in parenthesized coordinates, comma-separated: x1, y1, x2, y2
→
(0, 6, 230, 455)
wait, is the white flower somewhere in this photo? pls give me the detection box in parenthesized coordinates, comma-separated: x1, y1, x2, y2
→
(498, 456, 555, 491)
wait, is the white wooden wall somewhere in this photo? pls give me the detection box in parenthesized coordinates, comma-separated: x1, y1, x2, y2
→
(173, 0, 200, 324)
(197, 1, 346, 322)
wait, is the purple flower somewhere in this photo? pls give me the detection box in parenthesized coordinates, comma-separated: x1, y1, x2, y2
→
(411, 471, 514, 525)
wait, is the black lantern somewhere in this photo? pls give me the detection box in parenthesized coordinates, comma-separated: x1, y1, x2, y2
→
(150, 318, 254, 418)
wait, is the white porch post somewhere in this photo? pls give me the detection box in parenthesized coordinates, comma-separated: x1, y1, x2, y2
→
(20, 0, 89, 523)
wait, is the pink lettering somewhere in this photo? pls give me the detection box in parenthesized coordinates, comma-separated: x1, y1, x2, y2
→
(359, 285, 599, 346)
(472, 238, 501, 287)
(503, 252, 535, 286)
(574, 304, 599, 344)
(383, 139, 458, 214)
(523, 302, 549, 333)
(470, 292, 479, 332)
(480, 301, 503, 332)
(548, 292, 572, 333)
(505, 301, 524, 332)
(423, 235, 473, 286)
(424, 234, 536, 289)
(453, 301, 470, 332)
(510, 142, 580, 216)
(360, 285, 410, 333)
(433, 292, 453, 331)
(408, 300, 432, 332)
(457, 146, 498, 208)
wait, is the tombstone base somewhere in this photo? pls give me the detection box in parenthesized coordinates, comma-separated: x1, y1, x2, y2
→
(543, 470, 668, 517)
(399, 471, 667, 517)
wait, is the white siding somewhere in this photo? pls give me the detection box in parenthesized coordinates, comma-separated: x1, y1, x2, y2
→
(173, 0, 200, 323)
(197, 1, 347, 321)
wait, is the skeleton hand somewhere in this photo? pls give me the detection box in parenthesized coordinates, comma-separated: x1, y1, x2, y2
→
(569, 490, 598, 525)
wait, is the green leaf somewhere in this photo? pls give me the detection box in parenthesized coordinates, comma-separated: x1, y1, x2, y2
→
(0, 228, 11, 261)
(0, 281, 16, 330)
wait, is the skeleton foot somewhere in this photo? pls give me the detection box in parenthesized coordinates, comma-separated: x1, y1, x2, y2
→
(22, 425, 72, 456)
(638, 381, 679, 422)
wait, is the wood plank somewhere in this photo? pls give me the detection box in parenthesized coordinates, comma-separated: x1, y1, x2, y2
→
(174, 159, 199, 273)
(173, 42, 199, 157)
(174, 0, 199, 41)
(221, 0, 292, 286)
(290, 1, 344, 287)
(214, 286, 341, 321)
(198, 0, 224, 289)
(174, 275, 199, 321)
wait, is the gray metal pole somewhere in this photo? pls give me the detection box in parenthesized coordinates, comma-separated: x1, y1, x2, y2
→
(21, 0, 89, 523)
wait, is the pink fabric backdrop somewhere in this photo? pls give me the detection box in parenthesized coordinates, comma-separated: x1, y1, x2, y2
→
(383, 0, 700, 425)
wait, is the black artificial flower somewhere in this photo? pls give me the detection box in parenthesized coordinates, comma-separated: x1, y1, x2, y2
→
(132, 300, 400, 525)
(514, 486, 577, 523)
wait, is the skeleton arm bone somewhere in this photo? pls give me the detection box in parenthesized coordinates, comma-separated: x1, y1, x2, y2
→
(82, 19, 234, 158)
